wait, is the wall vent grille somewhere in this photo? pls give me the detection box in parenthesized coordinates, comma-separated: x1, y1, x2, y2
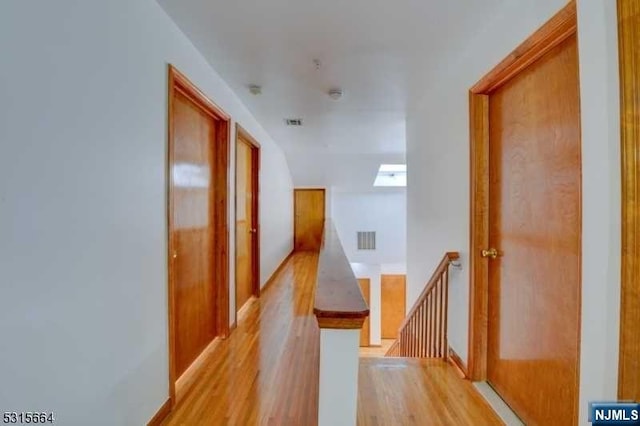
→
(357, 231, 376, 250)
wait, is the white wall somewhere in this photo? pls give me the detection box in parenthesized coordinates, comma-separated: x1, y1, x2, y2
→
(0, 1, 293, 425)
(406, 0, 621, 424)
(576, 0, 621, 420)
(336, 190, 406, 346)
(332, 190, 406, 264)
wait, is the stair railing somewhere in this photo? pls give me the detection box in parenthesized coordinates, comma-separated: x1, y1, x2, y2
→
(385, 252, 459, 358)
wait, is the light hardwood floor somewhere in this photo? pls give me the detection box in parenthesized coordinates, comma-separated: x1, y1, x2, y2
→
(161, 252, 501, 425)
(359, 339, 395, 357)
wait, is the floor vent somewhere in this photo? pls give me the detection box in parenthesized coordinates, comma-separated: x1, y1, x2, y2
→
(357, 231, 376, 250)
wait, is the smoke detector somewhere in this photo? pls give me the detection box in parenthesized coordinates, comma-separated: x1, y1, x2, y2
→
(328, 88, 343, 101)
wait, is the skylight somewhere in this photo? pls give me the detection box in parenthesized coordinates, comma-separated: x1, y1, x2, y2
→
(373, 164, 407, 187)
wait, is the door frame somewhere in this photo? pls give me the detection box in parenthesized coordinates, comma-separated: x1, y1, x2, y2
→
(234, 124, 261, 325)
(618, 0, 640, 401)
(293, 188, 326, 250)
(167, 65, 230, 406)
(467, 2, 578, 381)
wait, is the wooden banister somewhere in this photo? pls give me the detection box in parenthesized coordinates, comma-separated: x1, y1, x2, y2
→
(314, 220, 370, 329)
(313, 219, 370, 426)
(386, 252, 459, 358)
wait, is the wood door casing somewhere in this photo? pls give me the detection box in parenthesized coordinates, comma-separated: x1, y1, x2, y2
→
(486, 34, 581, 426)
(381, 274, 406, 339)
(618, 0, 640, 402)
(294, 189, 325, 251)
(235, 129, 259, 314)
(358, 278, 371, 347)
(168, 66, 229, 403)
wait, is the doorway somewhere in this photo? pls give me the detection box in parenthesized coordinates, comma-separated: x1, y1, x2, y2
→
(167, 65, 229, 404)
(294, 189, 326, 251)
(381, 274, 406, 339)
(235, 125, 260, 317)
(468, 3, 581, 425)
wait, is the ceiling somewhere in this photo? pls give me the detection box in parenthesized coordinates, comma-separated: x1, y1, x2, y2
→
(157, 0, 505, 191)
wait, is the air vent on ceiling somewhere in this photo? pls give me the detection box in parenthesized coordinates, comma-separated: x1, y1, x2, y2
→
(357, 231, 376, 250)
(285, 118, 303, 126)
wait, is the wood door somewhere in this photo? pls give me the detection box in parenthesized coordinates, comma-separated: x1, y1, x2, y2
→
(486, 34, 581, 425)
(168, 66, 229, 399)
(294, 189, 325, 251)
(381, 274, 406, 339)
(235, 129, 259, 314)
(358, 278, 371, 347)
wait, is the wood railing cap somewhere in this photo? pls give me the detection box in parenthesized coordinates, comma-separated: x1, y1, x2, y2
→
(398, 251, 459, 331)
(314, 220, 370, 330)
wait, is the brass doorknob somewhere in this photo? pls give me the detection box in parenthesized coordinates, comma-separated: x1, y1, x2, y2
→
(481, 248, 499, 259)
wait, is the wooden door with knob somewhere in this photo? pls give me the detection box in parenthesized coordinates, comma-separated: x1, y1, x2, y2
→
(485, 33, 582, 425)
(235, 127, 260, 314)
(168, 65, 230, 399)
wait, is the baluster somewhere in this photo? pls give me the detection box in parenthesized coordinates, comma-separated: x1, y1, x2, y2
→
(422, 299, 427, 357)
(430, 283, 436, 357)
(425, 293, 429, 357)
(436, 278, 441, 357)
(423, 299, 428, 357)
(429, 284, 434, 357)
(408, 321, 412, 357)
(408, 322, 412, 357)
(413, 307, 422, 358)
(433, 279, 438, 358)
(431, 290, 436, 357)
(414, 309, 418, 358)
(412, 317, 416, 357)
(412, 317, 417, 357)
(443, 267, 449, 360)
(418, 303, 424, 358)
(435, 278, 440, 358)
(415, 306, 419, 357)
(437, 276, 442, 357)
(440, 272, 447, 358)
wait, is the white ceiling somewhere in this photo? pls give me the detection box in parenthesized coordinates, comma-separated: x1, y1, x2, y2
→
(157, 0, 505, 190)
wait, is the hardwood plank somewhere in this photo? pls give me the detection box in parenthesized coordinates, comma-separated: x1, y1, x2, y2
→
(357, 358, 503, 426)
(618, 0, 640, 402)
(359, 339, 394, 358)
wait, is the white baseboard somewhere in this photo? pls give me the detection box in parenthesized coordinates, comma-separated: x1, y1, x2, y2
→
(473, 381, 524, 426)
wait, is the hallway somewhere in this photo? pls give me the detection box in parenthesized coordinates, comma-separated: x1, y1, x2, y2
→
(162, 252, 501, 425)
